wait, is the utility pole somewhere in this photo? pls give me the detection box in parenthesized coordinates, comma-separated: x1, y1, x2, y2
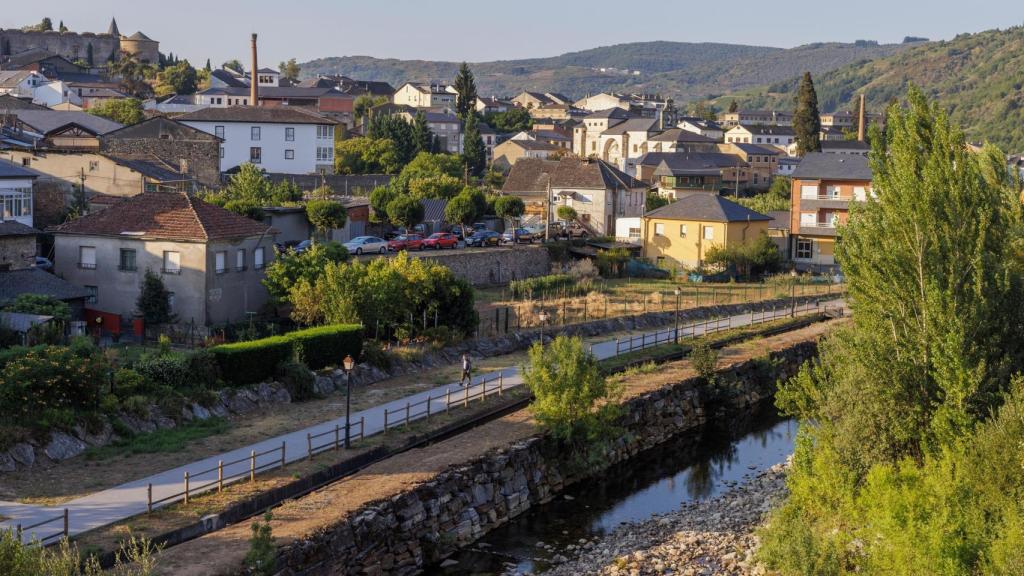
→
(544, 176, 551, 242)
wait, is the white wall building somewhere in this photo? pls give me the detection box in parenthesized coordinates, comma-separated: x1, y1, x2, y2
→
(31, 80, 83, 108)
(178, 107, 337, 175)
(392, 83, 455, 111)
(0, 161, 36, 228)
(0, 71, 48, 100)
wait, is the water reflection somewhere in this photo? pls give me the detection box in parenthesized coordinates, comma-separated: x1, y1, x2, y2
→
(426, 408, 796, 575)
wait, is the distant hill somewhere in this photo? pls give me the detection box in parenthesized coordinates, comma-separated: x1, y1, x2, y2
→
(299, 40, 909, 102)
(723, 27, 1024, 151)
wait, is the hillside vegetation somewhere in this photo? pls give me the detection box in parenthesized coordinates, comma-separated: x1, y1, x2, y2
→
(300, 41, 907, 102)
(727, 27, 1024, 151)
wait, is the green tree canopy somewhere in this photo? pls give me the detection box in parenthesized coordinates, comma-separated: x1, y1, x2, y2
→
(305, 200, 347, 236)
(262, 241, 349, 304)
(88, 98, 144, 125)
(411, 111, 433, 156)
(334, 137, 402, 174)
(793, 71, 822, 155)
(494, 195, 525, 226)
(386, 195, 425, 229)
(202, 164, 303, 218)
(462, 112, 487, 178)
(645, 190, 670, 212)
(136, 269, 176, 326)
(278, 58, 301, 82)
(444, 194, 477, 228)
(156, 60, 198, 96)
(367, 113, 415, 167)
(3, 294, 70, 322)
(369, 186, 396, 224)
(557, 205, 578, 222)
(703, 233, 782, 279)
(453, 62, 478, 118)
(484, 108, 532, 133)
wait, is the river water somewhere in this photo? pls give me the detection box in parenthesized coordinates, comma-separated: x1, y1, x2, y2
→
(425, 409, 797, 575)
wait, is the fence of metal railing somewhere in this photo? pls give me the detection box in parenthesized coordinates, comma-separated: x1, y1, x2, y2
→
(381, 371, 508, 433)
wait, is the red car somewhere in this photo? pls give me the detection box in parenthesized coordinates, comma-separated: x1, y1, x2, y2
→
(388, 234, 425, 252)
(422, 232, 459, 250)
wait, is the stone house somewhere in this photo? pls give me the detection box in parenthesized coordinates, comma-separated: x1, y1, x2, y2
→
(50, 191, 277, 327)
(100, 117, 221, 188)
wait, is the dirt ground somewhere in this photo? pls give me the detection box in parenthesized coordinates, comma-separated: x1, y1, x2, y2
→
(154, 319, 843, 576)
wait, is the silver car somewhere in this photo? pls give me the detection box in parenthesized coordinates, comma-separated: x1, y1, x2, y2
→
(343, 236, 388, 255)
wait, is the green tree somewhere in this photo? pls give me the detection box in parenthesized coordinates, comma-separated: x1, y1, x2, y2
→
(522, 336, 622, 443)
(108, 51, 153, 98)
(86, 43, 94, 66)
(136, 269, 176, 326)
(703, 233, 782, 279)
(793, 72, 822, 155)
(645, 190, 670, 212)
(444, 193, 477, 229)
(411, 111, 433, 156)
(244, 512, 276, 576)
(334, 137, 401, 174)
(3, 294, 71, 322)
(88, 98, 144, 125)
(262, 241, 349, 304)
(734, 177, 790, 213)
(204, 58, 211, 71)
(691, 101, 717, 121)
(222, 59, 243, 73)
(58, 20, 67, 33)
(278, 58, 300, 83)
(407, 175, 462, 199)
(386, 195, 425, 229)
(368, 186, 396, 224)
(305, 200, 347, 238)
(453, 62, 478, 118)
(367, 113, 415, 166)
(557, 205, 578, 223)
(728, 99, 739, 113)
(494, 195, 525, 230)
(484, 107, 532, 133)
(462, 112, 487, 178)
(156, 60, 198, 95)
(38, 17, 53, 31)
(354, 94, 388, 125)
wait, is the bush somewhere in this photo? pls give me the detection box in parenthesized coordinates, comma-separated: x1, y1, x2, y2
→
(211, 324, 362, 386)
(509, 274, 574, 299)
(276, 361, 316, 401)
(0, 345, 108, 429)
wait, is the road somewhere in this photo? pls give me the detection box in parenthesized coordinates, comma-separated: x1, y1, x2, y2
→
(0, 299, 840, 542)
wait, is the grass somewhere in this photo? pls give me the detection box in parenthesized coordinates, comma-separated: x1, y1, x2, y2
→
(84, 418, 232, 461)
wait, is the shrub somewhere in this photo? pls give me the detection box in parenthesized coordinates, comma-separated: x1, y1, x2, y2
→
(689, 341, 719, 387)
(276, 361, 316, 401)
(509, 274, 574, 299)
(360, 340, 391, 370)
(0, 345, 45, 369)
(211, 325, 362, 387)
(0, 345, 108, 429)
(284, 324, 363, 370)
(244, 512, 277, 576)
(133, 355, 191, 391)
(3, 293, 71, 321)
(113, 368, 147, 397)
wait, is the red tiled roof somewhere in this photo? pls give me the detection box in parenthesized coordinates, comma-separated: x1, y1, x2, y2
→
(52, 192, 273, 242)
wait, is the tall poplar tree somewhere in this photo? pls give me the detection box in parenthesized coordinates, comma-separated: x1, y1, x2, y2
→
(411, 111, 432, 156)
(462, 113, 486, 178)
(793, 71, 822, 155)
(453, 62, 478, 118)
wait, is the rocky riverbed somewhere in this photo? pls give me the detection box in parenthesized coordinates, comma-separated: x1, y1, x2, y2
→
(535, 460, 790, 576)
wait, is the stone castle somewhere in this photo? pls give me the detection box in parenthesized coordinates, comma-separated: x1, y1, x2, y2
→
(0, 18, 159, 66)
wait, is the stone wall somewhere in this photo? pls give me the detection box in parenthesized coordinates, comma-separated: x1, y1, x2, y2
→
(100, 138, 220, 189)
(0, 30, 120, 64)
(415, 245, 551, 286)
(274, 340, 820, 575)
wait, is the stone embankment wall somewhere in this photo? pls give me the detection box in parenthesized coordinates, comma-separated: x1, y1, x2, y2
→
(417, 245, 551, 286)
(274, 341, 819, 575)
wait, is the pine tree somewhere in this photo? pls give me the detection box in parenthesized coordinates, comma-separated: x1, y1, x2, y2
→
(411, 111, 432, 156)
(205, 58, 212, 72)
(58, 20, 67, 33)
(39, 18, 53, 32)
(136, 269, 176, 326)
(728, 100, 739, 113)
(462, 113, 486, 178)
(86, 43, 94, 66)
(453, 62, 478, 118)
(793, 72, 822, 155)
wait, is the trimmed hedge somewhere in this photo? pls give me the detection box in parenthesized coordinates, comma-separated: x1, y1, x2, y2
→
(211, 324, 363, 386)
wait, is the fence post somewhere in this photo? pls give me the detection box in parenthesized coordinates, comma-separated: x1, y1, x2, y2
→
(360, 416, 365, 440)
(183, 471, 190, 505)
(334, 424, 340, 451)
(250, 450, 256, 483)
(217, 461, 224, 492)
(147, 483, 153, 512)
(384, 409, 389, 432)
(445, 387, 451, 414)
(307, 433, 313, 460)
(281, 440, 286, 468)
(405, 401, 410, 427)
(464, 384, 469, 407)
(499, 373, 503, 396)
(426, 395, 431, 418)
(63, 508, 68, 538)
(615, 338, 619, 354)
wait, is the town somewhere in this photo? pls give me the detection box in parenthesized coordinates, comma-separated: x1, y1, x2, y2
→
(0, 7, 1021, 576)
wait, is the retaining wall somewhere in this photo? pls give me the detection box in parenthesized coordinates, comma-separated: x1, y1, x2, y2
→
(274, 340, 819, 575)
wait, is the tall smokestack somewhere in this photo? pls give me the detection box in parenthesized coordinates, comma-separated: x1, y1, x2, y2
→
(250, 33, 258, 107)
(857, 93, 866, 142)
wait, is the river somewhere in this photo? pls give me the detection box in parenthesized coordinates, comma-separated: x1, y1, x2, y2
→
(425, 409, 797, 575)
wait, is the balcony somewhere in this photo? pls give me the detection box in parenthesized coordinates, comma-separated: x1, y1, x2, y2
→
(800, 221, 838, 237)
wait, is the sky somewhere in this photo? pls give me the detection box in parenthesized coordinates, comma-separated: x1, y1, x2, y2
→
(0, 0, 1016, 67)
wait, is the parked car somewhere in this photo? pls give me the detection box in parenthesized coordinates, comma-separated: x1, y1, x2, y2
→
(422, 232, 459, 250)
(32, 256, 53, 271)
(556, 221, 588, 239)
(293, 239, 313, 254)
(388, 234, 425, 252)
(343, 236, 388, 255)
(501, 228, 535, 244)
(466, 230, 502, 248)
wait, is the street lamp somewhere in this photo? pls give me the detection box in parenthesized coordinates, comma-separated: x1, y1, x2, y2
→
(674, 288, 681, 343)
(342, 354, 356, 449)
(538, 311, 549, 344)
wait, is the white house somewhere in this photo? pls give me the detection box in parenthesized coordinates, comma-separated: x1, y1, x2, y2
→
(31, 80, 84, 108)
(0, 161, 36, 228)
(392, 83, 455, 111)
(0, 71, 48, 100)
(725, 124, 796, 153)
(178, 107, 337, 175)
(677, 116, 724, 140)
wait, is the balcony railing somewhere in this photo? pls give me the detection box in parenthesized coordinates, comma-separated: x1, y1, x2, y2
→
(802, 194, 852, 201)
(78, 262, 96, 270)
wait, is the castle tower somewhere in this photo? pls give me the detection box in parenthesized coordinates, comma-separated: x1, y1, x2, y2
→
(107, 18, 120, 37)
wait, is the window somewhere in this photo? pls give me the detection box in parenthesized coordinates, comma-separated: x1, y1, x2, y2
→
(215, 125, 225, 139)
(796, 238, 813, 259)
(0, 190, 31, 218)
(654, 223, 665, 236)
(219, 146, 225, 159)
(853, 186, 867, 201)
(254, 247, 265, 270)
(800, 212, 817, 226)
(251, 126, 261, 141)
(215, 251, 227, 274)
(800, 185, 819, 199)
(628, 227, 641, 239)
(84, 286, 98, 305)
(317, 147, 333, 162)
(316, 125, 333, 139)
(79, 246, 96, 269)
(162, 251, 181, 274)
(118, 248, 136, 272)
(703, 226, 714, 240)
(285, 127, 295, 141)
(250, 147, 262, 163)
(20, 158, 30, 167)
(167, 292, 175, 310)
(236, 249, 246, 271)
(285, 149, 294, 160)
(679, 224, 688, 237)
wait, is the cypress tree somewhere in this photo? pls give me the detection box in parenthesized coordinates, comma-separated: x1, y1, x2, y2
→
(462, 113, 486, 178)
(453, 62, 478, 118)
(136, 269, 177, 326)
(793, 72, 822, 155)
(411, 111, 432, 156)
(728, 100, 739, 113)
(86, 43, 94, 66)
(205, 58, 212, 71)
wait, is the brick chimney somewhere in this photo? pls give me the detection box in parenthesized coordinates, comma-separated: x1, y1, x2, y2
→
(857, 93, 866, 142)
(250, 33, 258, 107)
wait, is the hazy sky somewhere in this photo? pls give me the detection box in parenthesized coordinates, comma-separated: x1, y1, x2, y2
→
(0, 1, 1015, 67)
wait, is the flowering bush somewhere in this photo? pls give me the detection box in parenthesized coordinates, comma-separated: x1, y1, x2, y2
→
(0, 344, 108, 429)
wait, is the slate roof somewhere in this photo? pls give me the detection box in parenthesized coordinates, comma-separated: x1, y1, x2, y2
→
(766, 210, 790, 230)
(585, 107, 632, 120)
(505, 140, 559, 151)
(127, 31, 154, 41)
(820, 140, 870, 151)
(11, 109, 122, 135)
(645, 194, 771, 222)
(639, 152, 743, 170)
(0, 71, 34, 89)
(648, 128, 716, 143)
(104, 156, 189, 182)
(730, 143, 780, 155)
(0, 221, 40, 236)
(653, 158, 724, 178)
(551, 158, 645, 190)
(177, 107, 337, 125)
(0, 94, 46, 110)
(602, 117, 659, 136)
(0, 268, 92, 304)
(102, 116, 220, 141)
(4, 49, 74, 68)
(502, 158, 558, 194)
(791, 152, 872, 181)
(0, 161, 38, 179)
(210, 69, 248, 88)
(51, 192, 273, 242)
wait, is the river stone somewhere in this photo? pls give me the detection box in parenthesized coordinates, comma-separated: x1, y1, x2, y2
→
(9, 443, 34, 466)
(44, 432, 87, 461)
(0, 451, 15, 472)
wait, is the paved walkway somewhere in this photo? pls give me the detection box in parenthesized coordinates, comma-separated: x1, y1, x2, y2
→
(0, 299, 841, 542)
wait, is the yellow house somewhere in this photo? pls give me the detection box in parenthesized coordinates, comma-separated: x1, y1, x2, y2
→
(642, 194, 771, 269)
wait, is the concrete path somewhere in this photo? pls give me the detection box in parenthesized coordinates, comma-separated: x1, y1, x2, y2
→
(0, 299, 841, 542)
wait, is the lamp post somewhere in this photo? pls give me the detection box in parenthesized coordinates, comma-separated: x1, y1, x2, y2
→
(674, 288, 681, 344)
(342, 354, 355, 448)
(538, 311, 549, 344)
